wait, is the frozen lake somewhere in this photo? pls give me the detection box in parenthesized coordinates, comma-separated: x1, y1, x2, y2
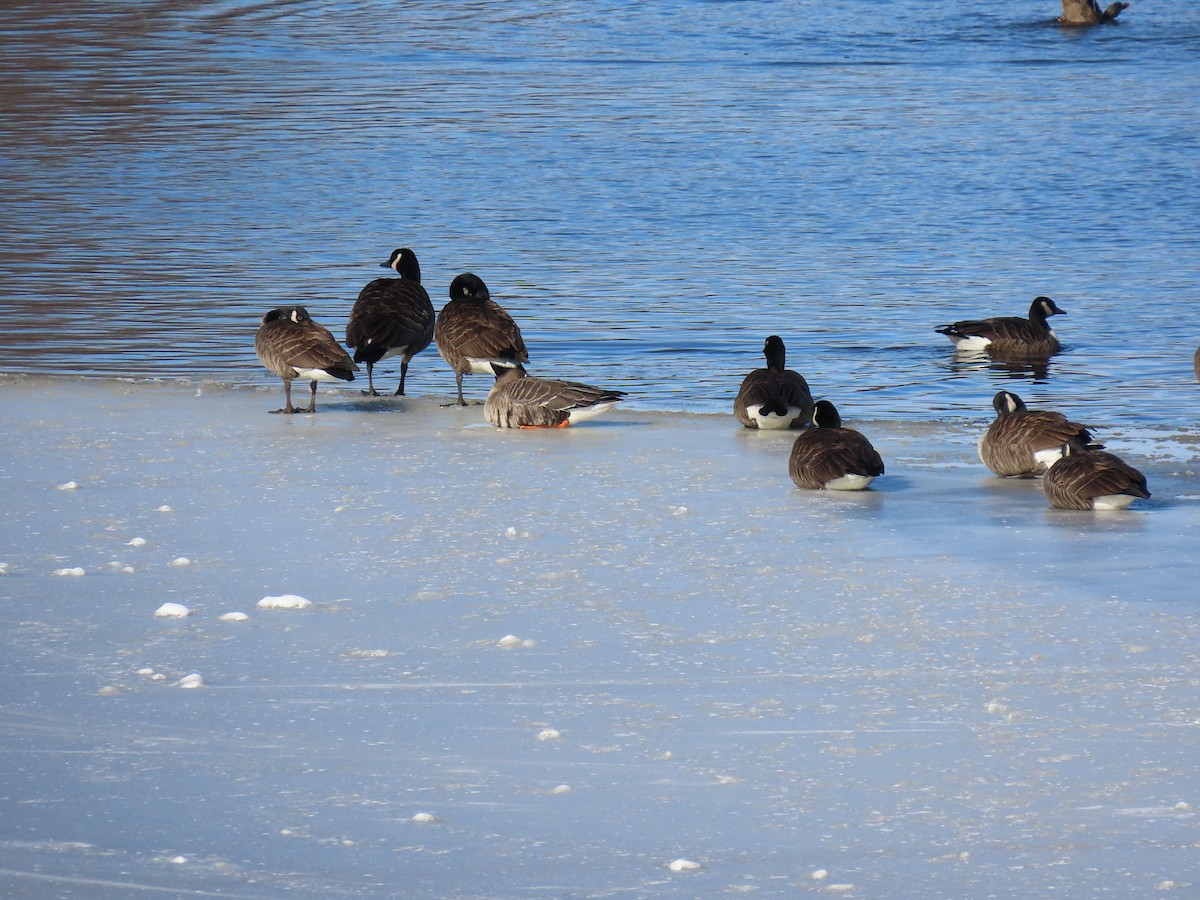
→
(1, 378, 1197, 896)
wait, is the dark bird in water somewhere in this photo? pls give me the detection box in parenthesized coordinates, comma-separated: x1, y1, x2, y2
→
(255, 306, 357, 414)
(733, 335, 814, 430)
(935, 296, 1066, 357)
(435, 273, 529, 406)
(978, 390, 1103, 478)
(482, 357, 625, 429)
(1057, 0, 1129, 25)
(344, 248, 435, 397)
(788, 400, 885, 491)
(1042, 445, 1150, 510)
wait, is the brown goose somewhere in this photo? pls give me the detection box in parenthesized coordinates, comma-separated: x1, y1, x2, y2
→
(255, 306, 358, 414)
(435, 273, 529, 406)
(1042, 445, 1150, 510)
(935, 296, 1065, 356)
(978, 390, 1103, 477)
(1193, 346, 1200, 382)
(483, 358, 625, 429)
(733, 335, 814, 430)
(788, 400, 885, 491)
(1058, 0, 1129, 25)
(344, 248, 435, 396)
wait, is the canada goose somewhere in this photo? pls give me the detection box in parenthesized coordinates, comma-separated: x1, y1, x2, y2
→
(935, 296, 1065, 356)
(1193, 346, 1200, 382)
(1042, 445, 1150, 510)
(483, 357, 625, 428)
(344, 248, 435, 396)
(436, 273, 529, 405)
(255, 306, 358, 413)
(734, 335, 814, 430)
(978, 390, 1103, 477)
(788, 400, 885, 491)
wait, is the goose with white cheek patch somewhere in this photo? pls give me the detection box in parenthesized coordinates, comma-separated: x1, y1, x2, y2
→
(935, 296, 1065, 357)
(734, 335, 814, 430)
(436, 273, 529, 406)
(344, 247, 435, 396)
(255, 306, 358, 413)
(978, 390, 1103, 477)
(788, 399, 885, 491)
(1042, 444, 1150, 510)
(482, 357, 626, 429)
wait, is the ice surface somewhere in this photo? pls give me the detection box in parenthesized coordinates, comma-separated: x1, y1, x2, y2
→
(1, 377, 1198, 898)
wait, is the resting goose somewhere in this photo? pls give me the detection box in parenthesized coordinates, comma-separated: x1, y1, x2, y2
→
(1042, 445, 1150, 510)
(733, 335, 814, 430)
(978, 390, 1102, 477)
(436, 273, 529, 405)
(935, 296, 1065, 357)
(788, 400, 885, 491)
(255, 306, 358, 414)
(483, 358, 625, 429)
(344, 248, 436, 396)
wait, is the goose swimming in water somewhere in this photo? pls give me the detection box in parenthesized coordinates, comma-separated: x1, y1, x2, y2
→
(733, 335, 814, 430)
(935, 296, 1065, 357)
(788, 400, 885, 491)
(977, 390, 1102, 477)
(436, 273, 529, 406)
(344, 247, 435, 397)
(255, 306, 358, 414)
(482, 358, 625, 429)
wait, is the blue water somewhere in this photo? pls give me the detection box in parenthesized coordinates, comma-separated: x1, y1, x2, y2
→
(2, 1, 1199, 428)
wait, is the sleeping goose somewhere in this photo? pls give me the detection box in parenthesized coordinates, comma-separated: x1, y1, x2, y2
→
(788, 400, 885, 491)
(344, 248, 436, 396)
(935, 296, 1065, 356)
(1042, 445, 1150, 510)
(255, 306, 358, 414)
(733, 335, 814, 430)
(482, 357, 625, 429)
(436, 273, 529, 405)
(978, 390, 1103, 477)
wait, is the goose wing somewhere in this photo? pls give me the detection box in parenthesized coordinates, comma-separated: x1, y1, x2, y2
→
(346, 278, 435, 359)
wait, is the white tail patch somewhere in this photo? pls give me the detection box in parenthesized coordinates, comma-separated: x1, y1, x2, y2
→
(824, 473, 875, 491)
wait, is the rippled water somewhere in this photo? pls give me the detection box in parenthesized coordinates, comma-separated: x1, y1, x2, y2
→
(2, 1, 1199, 427)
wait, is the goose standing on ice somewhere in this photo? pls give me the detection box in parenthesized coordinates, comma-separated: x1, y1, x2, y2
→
(255, 306, 358, 413)
(788, 400, 885, 491)
(733, 335, 814, 430)
(436, 273, 529, 405)
(978, 390, 1103, 477)
(1042, 445, 1150, 510)
(482, 357, 625, 429)
(344, 248, 435, 396)
(935, 296, 1065, 357)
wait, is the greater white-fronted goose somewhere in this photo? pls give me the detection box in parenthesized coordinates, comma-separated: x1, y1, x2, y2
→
(344, 248, 435, 396)
(935, 296, 1065, 357)
(1042, 445, 1150, 510)
(733, 335, 814, 430)
(978, 390, 1103, 477)
(482, 358, 625, 429)
(255, 306, 358, 413)
(435, 273, 529, 406)
(788, 400, 885, 491)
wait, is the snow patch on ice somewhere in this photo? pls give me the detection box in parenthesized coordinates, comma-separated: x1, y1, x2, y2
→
(154, 602, 191, 618)
(536, 728, 562, 742)
(52, 567, 85, 577)
(127, 537, 148, 547)
(177, 673, 205, 689)
(258, 594, 313, 610)
(411, 812, 437, 823)
(218, 611, 249, 622)
(668, 858, 700, 872)
(56, 481, 78, 491)
(169, 557, 192, 567)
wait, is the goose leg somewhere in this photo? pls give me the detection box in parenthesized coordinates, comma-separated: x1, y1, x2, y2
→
(271, 378, 299, 414)
(395, 359, 408, 396)
(305, 379, 318, 413)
